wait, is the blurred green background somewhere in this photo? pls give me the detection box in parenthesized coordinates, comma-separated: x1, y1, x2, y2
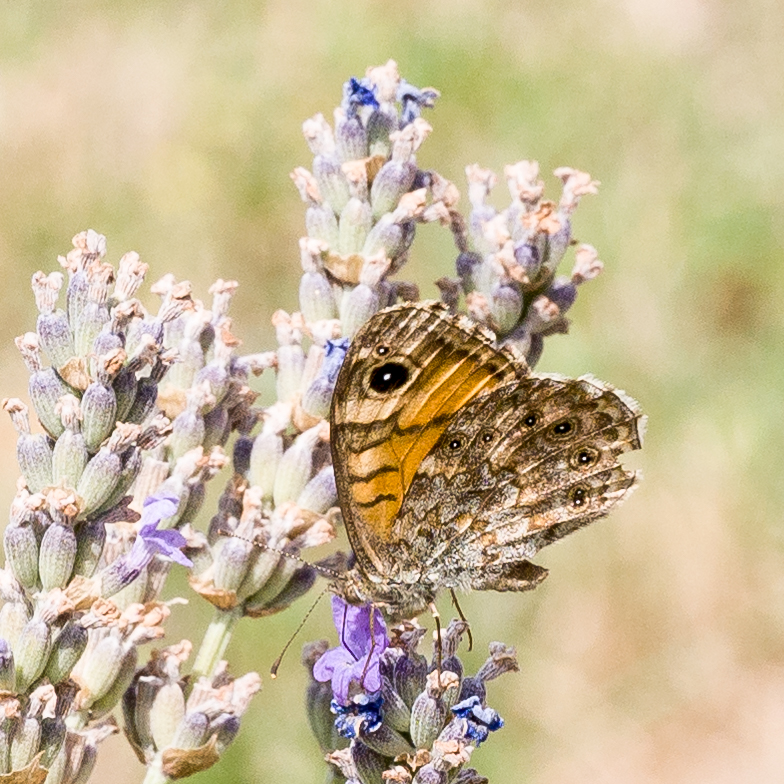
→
(2, 1, 784, 782)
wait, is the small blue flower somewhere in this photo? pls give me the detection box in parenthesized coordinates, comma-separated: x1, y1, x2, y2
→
(331, 693, 384, 739)
(451, 696, 504, 745)
(343, 77, 379, 116)
(323, 339, 349, 382)
(312, 596, 388, 705)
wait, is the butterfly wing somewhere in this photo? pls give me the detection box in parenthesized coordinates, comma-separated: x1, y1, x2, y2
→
(330, 301, 527, 578)
(391, 374, 645, 590)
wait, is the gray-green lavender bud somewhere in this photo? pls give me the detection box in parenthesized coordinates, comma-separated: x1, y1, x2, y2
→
(297, 466, 337, 515)
(10, 717, 41, 771)
(149, 682, 186, 751)
(358, 723, 414, 758)
(273, 423, 326, 506)
(4, 521, 39, 591)
(72, 518, 107, 578)
(32, 271, 75, 370)
(313, 155, 351, 215)
(13, 618, 52, 692)
(80, 379, 117, 453)
(370, 160, 417, 219)
(39, 717, 67, 769)
(351, 741, 390, 784)
(335, 114, 368, 162)
(4, 399, 53, 494)
(0, 639, 15, 692)
(51, 395, 88, 489)
(248, 418, 284, 501)
(77, 423, 140, 515)
(338, 198, 373, 255)
(44, 622, 88, 684)
(38, 522, 76, 591)
(0, 602, 31, 653)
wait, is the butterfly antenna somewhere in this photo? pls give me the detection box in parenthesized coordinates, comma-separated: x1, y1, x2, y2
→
(428, 601, 443, 675)
(270, 586, 329, 678)
(216, 528, 346, 581)
(449, 589, 473, 652)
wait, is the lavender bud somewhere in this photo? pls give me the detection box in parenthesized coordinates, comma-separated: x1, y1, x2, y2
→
(211, 714, 240, 753)
(0, 718, 11, 774)
(297, 466, 337, 515)
(0, 602, 31, 652)
(126, 376, 158, 424)
(313, 154, 351, 214)
(359, 723, 414, 758)
(338, 198, 373, 255)
(490, 283, 523, 335)
(300, 271, 339, 324)
(0, 639, 15, 692)
(545, 275, 578, 313)
(51, 398, 88, 489)
(335, 115, 368, 162)
(32, 272, 75, 370)
(86, 646, 138, 719)
(5, 399, 53, 493)
(38, 522, 76, 591)
(541, 215, 572, 274)
(513, 241, 542, 286)
(44, 622, 88, 684)
(93, 444, 143, 517)
(366, 108, 396, 157)
(248, 427, 283, 500)
(244, 563, 316, 617)
(13, 618, 52, 692)
(273, 423, 325, 506)
(170, 711, 209, 750)
(362, 216, 407, 260)
(235, 550, 280, 604)
(306, 204, 340, 248)
(80, 380, 117, 453)
(413, 765, 448, 784)
(394, 652, 428, 709)
(4, 522, 39, 590)
(304, 642, 344, 753)
(202, 405, 229, 450)
(351, 741, 389, 784)
(78, 632, 129, 708)
(39, 717, 66, 768)
(370, 160, 417, 219)
(340, 283, 382, 340)
(241, 554, 297, 611)
(10, 717, 41, 771)
(212, 536, 254, 594)
(72, 518, 107, 578)
(380, 673, 412, 733)
(410, 690, 449, 749)
(149, 682, 186, 750)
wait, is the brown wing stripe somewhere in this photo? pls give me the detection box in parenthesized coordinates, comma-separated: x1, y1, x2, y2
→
(355, 493, 398, 508)
(346, 463, 399, 482)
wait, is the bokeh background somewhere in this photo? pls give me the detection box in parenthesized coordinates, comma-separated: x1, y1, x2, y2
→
(2, 1, 783, 782)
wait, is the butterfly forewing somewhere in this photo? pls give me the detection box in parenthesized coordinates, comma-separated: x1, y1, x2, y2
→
(331, 301, 525, 576)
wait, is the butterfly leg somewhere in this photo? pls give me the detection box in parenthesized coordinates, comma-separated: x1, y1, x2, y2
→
(449, 589, 473, 652)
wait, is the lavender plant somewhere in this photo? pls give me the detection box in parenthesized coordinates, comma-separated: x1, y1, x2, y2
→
(0, 60, 604, 783)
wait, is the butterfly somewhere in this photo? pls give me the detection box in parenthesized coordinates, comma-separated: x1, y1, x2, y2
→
(330, 300, 645, 621)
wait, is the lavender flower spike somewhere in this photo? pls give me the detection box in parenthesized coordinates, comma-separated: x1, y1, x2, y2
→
(313, 595, 389, 705)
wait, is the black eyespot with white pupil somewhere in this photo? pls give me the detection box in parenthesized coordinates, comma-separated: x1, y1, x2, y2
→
(572, 446, 600, 468)
(481, 431, 494, 443)
(571, 487, 587, 507)
(448, 438, 463, 451)
(524, 414, 538, 427)
(368, 362, 409, 393)
(552, 419, 574, 436)
(376, 345, 390, 356)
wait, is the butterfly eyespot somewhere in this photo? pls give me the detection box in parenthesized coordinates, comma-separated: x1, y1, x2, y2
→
(551, 419, 575, 437)
(571, 486, 588, 507)
(523, 413, 538, 427)
(375, 345, 390, 356)
(572, 446, 600, 469)
(480, 431, 494, 444)
(368, 362, 409, 393)
(448, 437, 463, 451)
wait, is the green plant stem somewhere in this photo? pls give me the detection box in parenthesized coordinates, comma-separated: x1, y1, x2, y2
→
(190, 606, 241, 684)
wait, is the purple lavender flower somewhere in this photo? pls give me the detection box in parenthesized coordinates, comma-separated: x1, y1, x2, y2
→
(136, 494, 192, 567)
(323, 338, 349, 380)
(397, 79, 439, 125)
(100, 494, 191, 596)
(451, 696, 504, 745)
(313, 596, 388, 705)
